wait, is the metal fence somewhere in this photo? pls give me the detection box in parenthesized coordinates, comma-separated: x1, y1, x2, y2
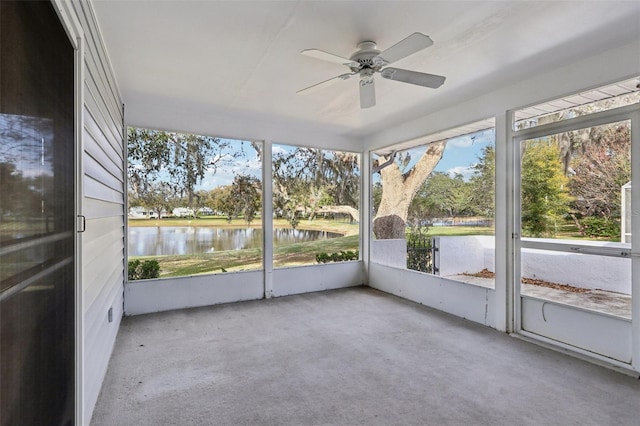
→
(406, 237, 438, 274)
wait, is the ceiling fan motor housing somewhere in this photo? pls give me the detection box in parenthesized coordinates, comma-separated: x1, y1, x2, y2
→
(349, 41, 385, 72)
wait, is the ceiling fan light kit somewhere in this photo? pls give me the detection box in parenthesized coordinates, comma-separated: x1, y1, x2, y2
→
(298, 32, 446, 109)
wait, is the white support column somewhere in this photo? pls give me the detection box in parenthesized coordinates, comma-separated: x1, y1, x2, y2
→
(631, 110, 640, 373)
(262, 140, 274, 298)
(361, 151, 371, 284)
(494, 111, 514, 333)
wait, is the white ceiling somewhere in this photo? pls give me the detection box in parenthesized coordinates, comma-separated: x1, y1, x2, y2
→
(92, 1, 640, 143)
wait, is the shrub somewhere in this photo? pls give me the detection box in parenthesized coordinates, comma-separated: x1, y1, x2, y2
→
(128, 259, 160, 280)
(581, 217, 620, 239)
(315, 250, 359, 264)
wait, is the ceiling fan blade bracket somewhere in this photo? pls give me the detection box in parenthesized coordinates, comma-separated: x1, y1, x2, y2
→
(380, 68, 396, 79)
(372, 56, 389, 68)
(360, 78, 374, 87)
(359, 76, 376, 109)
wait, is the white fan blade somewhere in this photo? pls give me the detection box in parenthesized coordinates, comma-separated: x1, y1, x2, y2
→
(373, 32, 434, 66)
(380, 67, 445, 88)
(301, 49, 360, 68)
(297, 73, 356, 94)
(359, 77, 376, 109)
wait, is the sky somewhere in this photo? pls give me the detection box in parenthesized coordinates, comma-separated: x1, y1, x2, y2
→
(198, 142, 362, 189)
(433, 128, 494, 179)
(197, 139, 262, 189)
(373, 127, 495, 183)
(192, 128, 494, 191)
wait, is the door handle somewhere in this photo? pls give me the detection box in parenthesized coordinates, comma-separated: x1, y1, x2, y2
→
(77, 215, 86, 233)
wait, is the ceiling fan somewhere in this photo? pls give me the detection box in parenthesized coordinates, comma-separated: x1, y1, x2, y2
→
(297, 32, 446, 109)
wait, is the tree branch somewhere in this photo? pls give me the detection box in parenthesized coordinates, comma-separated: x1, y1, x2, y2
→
(372, 151, 396, 173)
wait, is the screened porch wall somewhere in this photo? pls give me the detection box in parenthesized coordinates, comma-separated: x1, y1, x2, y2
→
(363, 39, 639, 336)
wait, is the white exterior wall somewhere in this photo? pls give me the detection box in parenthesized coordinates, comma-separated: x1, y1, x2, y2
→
(521, 249, 631, 294)
(371, 239, 407, 269)
(434, 236, 631, 295)
(436, 236, 495, 277)
(67, 1, 126, 424)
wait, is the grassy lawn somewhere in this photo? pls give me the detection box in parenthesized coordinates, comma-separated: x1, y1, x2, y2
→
(423, 222, 619, 242)
(425, 226, 495, 237)
(139, 235, 360, 277)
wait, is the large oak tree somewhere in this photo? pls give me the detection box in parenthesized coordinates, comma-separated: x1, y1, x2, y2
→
(373, 141, 446, 239)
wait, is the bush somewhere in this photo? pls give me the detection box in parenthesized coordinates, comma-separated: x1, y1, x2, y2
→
(581, 217, 620, 239)
(315, 250, 359, 264)
(128, 259, 160, 280)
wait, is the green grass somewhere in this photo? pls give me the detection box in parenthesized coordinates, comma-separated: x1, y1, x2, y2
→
(423, 222, 619, 242)
(141, 234, 360, 277)
(272, 234, 359, 268)
(424, 226, 495, 237)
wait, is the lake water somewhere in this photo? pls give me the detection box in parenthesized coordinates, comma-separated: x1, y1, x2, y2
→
(128, 226, 341, 256)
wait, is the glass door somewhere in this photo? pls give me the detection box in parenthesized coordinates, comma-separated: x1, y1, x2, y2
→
(514, 106, 638, 364)
(1, 2, 76, 424)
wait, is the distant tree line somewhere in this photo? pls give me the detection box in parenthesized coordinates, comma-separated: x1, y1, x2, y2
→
(128, 129, 360, 227)
(272, 146, 359, 228)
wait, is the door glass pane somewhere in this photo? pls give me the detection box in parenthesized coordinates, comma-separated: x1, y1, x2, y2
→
(519, 120, 631, 318)
(1, 2, 75, 424)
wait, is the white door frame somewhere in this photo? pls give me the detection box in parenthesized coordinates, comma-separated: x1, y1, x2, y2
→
(511, 102, 640, 372)
(52, 1, 85, 423)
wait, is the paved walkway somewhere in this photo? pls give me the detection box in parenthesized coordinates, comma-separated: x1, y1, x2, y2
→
(448, 274, 631, 319)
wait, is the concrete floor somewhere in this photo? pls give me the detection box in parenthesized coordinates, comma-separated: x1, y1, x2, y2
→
(91, 287, 640, 425)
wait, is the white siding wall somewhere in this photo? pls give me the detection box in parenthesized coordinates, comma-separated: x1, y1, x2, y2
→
(69, 1, 125, 424)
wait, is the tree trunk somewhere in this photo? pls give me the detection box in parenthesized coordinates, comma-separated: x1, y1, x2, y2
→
(373, 141, 446, 239)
